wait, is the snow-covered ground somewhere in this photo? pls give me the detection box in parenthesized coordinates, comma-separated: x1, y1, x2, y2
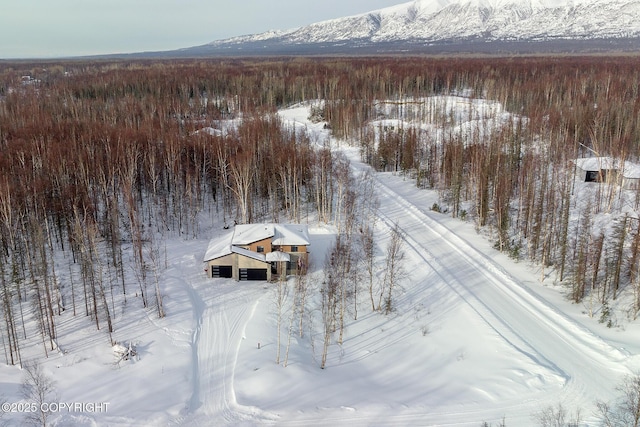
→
(1, 100, 639, 426)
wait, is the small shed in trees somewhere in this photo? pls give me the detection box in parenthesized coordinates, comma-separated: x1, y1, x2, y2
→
(574, 157, 640, 190)
(203, 224, 310, 281)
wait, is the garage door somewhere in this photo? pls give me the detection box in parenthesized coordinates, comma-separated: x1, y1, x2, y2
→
(239, 268, 267, 281)
(211, 265, 232, 278)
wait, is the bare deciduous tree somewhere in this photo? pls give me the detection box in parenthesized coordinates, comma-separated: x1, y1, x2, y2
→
(284, 270, 308, 367)
(597, 373, 640, 427)
(380, 222, 407, 315)
(21, 360, 57, 427)
(531, 402, 580, 427)
(274, 272, 288, 365)
(320, 245, 340, 369)
(228, 150, 255, 225)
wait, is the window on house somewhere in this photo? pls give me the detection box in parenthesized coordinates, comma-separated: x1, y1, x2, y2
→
(257, 246, 264, 253)
(290, 246, 299, 252)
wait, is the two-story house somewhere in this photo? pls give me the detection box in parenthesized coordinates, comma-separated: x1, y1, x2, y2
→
(203, 224, 310, 281)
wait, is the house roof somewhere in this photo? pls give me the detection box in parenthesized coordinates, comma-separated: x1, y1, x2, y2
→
(232, 223, 310, 246)
(266, 251, 290, 262)
(204, 223, 310, 263)
(272, 224, 310, 246)
(575, 157, 640, 179)
(232, 246, 267, 263)
(232, 224, 275, 245)
(203, 230, 234, 262)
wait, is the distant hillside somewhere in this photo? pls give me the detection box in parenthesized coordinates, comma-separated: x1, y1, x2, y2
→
(181, 0, 640, 56)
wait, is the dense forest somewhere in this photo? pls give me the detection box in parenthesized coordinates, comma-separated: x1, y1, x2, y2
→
(0, 56, 639, 366)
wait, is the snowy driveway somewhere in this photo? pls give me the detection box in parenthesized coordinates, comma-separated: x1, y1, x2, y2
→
(174, 280, 276, 426)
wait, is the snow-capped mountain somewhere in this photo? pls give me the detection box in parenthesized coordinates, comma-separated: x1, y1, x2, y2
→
(194, 0, 640, 55)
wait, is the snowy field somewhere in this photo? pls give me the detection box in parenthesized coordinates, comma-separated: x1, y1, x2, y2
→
(1, 99, 640, 426)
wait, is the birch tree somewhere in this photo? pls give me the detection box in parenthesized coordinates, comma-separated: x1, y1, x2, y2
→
(21, 360, 57, 427)
(228, 151, 254, 224)
(274, 271, 288, 365)
(381, 222, 406, 315)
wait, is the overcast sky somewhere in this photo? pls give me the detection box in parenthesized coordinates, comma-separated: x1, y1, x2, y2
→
(1, 1, 406, 58)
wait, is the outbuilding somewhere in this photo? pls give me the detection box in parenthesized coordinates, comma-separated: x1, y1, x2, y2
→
(574, 157, 640, 190)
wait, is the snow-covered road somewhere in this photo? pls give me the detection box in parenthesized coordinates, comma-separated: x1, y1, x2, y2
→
(369, 165, 634, 424)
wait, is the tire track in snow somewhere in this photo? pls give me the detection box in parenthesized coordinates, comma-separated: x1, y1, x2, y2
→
(175, 282, 277, 426)
(377, 174, 629, 363)
(376, 191, 566, 376)
(186, 280, 206, 414)
(371, 170, 633, 419)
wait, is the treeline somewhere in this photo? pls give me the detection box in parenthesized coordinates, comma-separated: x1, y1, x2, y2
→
(1, 56, 639, 365)
(0, 59, 336, 365)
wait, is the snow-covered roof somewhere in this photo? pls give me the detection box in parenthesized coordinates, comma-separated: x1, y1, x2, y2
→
(204, 224, 310, 263)
(266, 251, 291, 262)
(232, 224, 275, 246)
(232, 224, 310, 246)
(203, 230, 234, 262)
(272, 224, 310, 246)
(626, 165, 640, 179)
(575, 157, 618, 171)
(232, 246, 267, 263)
(194, 127, 223, 137)
(575, 157, 640, 179)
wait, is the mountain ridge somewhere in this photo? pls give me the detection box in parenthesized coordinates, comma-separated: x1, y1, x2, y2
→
(191, 0, 640, 55)
(93, 0, 640, 58)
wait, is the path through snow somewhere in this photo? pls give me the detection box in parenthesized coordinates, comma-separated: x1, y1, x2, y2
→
(171, 268, 277, 426)
(365, 164, 634, 424)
